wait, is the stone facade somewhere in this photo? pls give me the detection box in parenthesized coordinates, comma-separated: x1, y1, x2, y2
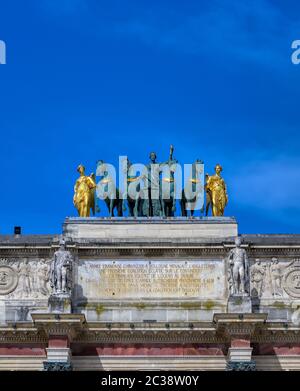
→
(0, 217, 300, 371)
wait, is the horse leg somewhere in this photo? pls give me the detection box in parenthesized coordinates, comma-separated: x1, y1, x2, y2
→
(109, 198, 114, 217)
(133, 197, 139, 217)
(205, 201, 210, 216)
(162, 201, 166, 218)
(128, 198, 134, 217)
(171, 189, 176, 216)
(167, 201, 172, 217)
(122, 197, 127, 213)
(180, 198, 185, 217)
(180, 196, 187, 217)
(118, 199, 123, 217)
(181, 190, 188, 217)
(105, 198, 110, 216)
(137, 198, 143, 217)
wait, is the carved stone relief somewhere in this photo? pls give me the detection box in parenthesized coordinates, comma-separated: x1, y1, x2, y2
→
(250, 259, 266, 297)
(283, 259, 300, 298)
(250, 258, 300, 299)
(0, 265, 18, 295)
(0, 258, 51, 299)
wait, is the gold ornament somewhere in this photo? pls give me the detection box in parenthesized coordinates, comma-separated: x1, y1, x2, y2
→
(206, 164, 228, 216)
(73, 164, 96, 217)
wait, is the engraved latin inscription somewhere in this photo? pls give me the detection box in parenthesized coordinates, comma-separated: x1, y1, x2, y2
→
(78, 260, 224, 299)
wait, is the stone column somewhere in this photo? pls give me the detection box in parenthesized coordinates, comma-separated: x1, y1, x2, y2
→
(213, 313, 267, 371)
(31, 313, 86, 371)
(227, 338, 255, 371)
(44, 336, 72, 371)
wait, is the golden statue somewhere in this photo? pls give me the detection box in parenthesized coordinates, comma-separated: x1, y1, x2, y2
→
(73, 165, 96, 217)
(205, 164, 228, 216)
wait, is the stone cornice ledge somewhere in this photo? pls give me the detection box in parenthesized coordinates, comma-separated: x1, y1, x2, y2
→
(1, 318, 300, 344)
(213, 313, 268, 337)
(31, 313, 86, 341)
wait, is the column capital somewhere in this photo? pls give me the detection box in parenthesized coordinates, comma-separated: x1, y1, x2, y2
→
(213, 313, 267, 338)
(31, 313, 86, 341)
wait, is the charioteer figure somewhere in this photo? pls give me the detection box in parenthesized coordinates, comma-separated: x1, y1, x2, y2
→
(161, 145, 178, 217)
(141, 152, 163, 217)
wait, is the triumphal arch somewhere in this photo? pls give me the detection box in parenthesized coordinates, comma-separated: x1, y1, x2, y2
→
(0, 150, 299, 371)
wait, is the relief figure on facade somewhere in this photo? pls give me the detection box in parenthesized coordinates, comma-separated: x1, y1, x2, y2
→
(250, 260, 266, 297)
(36, 259, 50, 296)
(0, 270, 9, 285)
(249, 258, 288, 299)
(270, 257, 283, 297)
(7, 259, 51, 299)
(17, 260, 32, 297)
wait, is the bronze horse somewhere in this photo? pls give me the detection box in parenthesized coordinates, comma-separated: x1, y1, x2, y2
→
(96, 160, 123, 217)
(121, 157, 142, 217)
(180, 159, 204, 217)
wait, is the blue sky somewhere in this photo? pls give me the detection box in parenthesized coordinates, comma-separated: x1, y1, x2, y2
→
(0, 0, 300, 234)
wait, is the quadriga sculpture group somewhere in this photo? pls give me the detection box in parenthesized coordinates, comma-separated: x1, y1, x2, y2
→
(73, 146, 228, 218)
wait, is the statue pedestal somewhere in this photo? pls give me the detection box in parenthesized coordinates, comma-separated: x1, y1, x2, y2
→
(227, 295, 252, 313)
(48, 294, 71, 313)
(63, 216, 238, 241)
(32, 313, 86, 371)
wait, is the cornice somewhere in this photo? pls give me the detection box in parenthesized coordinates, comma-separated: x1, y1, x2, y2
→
(74, 330, 227, 344)
(1, 245, 299, 259)
(0, 320, 300, 345)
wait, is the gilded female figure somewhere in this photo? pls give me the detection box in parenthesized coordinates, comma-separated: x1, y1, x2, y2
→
(73, 164, 96, 217)
(205, 164, 228, 216)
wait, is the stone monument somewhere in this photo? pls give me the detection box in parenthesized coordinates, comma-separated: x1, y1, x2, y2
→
(0, 151, 299, 371)
(227, 236, 252, 313)
(48, 237, 73, 313)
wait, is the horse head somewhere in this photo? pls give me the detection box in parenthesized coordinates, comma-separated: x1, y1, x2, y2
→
(191, 159, 204, 179)
(96, 159, 105, 169)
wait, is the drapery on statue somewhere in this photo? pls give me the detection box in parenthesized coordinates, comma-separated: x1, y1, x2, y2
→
(205, 164, 228, 216)
(227, 236, 250, 296)
(50, 238, 73, 295)
(73, 164, 96, 217)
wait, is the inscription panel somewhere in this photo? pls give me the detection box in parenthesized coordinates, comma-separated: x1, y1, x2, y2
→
(77, 259, 225, 299)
